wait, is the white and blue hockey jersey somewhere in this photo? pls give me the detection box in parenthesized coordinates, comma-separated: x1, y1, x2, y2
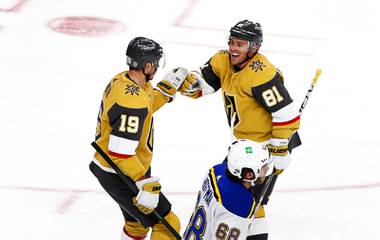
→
(183, 162, 259, 240)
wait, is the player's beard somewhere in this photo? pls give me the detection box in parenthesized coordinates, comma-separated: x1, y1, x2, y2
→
(144, 68, 157, 82)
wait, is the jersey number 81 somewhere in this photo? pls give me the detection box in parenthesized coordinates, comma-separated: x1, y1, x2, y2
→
(262, 86, 284, 107)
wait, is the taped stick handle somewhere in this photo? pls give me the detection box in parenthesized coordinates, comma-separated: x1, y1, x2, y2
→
(91, 142, 182, 240)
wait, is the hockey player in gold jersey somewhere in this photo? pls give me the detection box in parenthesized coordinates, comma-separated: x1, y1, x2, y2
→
(90, 37, 187, 240)
(180, 20, 300, 240)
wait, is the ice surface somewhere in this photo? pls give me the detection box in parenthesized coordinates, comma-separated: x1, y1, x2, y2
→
(1, 0, 379, 239)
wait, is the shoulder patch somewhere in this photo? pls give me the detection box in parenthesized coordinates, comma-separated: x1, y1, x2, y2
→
(244, 53, 277, 87)
(125, 84, 141, 96)
(249, 60, 266, 72)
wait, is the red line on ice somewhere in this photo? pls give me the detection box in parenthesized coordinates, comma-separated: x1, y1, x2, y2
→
(2, 182, 380, 196)
(171, 0, 325, 41)
(57, 192, 80, 214)
(173, 0, 200, 27)
(1, 182, 379, 214)
(0, 0, 28, 12)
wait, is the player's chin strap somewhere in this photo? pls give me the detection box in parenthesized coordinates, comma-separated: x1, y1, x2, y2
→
(248, 69, 322, 227)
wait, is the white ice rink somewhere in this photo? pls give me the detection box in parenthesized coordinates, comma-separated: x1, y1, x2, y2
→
(1, 0, 380, 239)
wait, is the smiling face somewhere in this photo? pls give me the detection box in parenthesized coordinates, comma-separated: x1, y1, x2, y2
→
(228, 35, 260, 69)
(228, 36, 250, 65)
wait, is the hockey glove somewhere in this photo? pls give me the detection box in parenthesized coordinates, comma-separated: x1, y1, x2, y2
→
(268, 138, 291, 175)
(156, 67, 188, 100)
(179, 71, 202, 99)
(180, 71, 215, 98)
(133, 177, 161, 215)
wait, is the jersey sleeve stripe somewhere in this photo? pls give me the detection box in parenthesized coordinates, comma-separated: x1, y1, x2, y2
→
(209, 167, 222, 204)
(108, 150, 132, 159)
(273, 115, 300, 126)
(108, 134, 138, 156)
(271, 102, 299, 123)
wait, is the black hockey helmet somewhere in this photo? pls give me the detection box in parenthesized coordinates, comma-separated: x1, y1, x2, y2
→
(230, 20, 263, 49)
(126, 37, 164, 70)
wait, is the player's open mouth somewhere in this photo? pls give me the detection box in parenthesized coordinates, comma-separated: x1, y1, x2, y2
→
(230, 52, 240, 59)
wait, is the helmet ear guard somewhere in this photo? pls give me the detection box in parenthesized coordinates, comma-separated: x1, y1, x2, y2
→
(247, 41, 258, 51)
(126, 56, 139, 68)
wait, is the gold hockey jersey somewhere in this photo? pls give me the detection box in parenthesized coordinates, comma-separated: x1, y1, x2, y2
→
(93, 71, 170, 181)
(201, 50, 300, 142)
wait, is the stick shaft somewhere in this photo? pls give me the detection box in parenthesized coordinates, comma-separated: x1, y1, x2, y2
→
(299, 69, 322, 114)
(251, 69, 322, 222)
(91, 142, 181, 240)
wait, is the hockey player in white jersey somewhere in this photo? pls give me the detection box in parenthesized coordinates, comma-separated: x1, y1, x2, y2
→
(183, 139, 272, 240)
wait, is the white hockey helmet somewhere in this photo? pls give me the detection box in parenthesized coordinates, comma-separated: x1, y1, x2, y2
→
(227, 139, 270, 183)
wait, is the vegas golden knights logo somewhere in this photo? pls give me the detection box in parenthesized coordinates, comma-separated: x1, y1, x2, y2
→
(223, 92, 240, 127)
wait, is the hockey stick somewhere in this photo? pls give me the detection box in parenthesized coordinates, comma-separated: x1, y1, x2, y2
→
(288, 69, 322, 151)
(299, 68, 322, 115)
(250, 69, 322, 223)
(91, 141, 182, 240)
(250, 171, 275, 218)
